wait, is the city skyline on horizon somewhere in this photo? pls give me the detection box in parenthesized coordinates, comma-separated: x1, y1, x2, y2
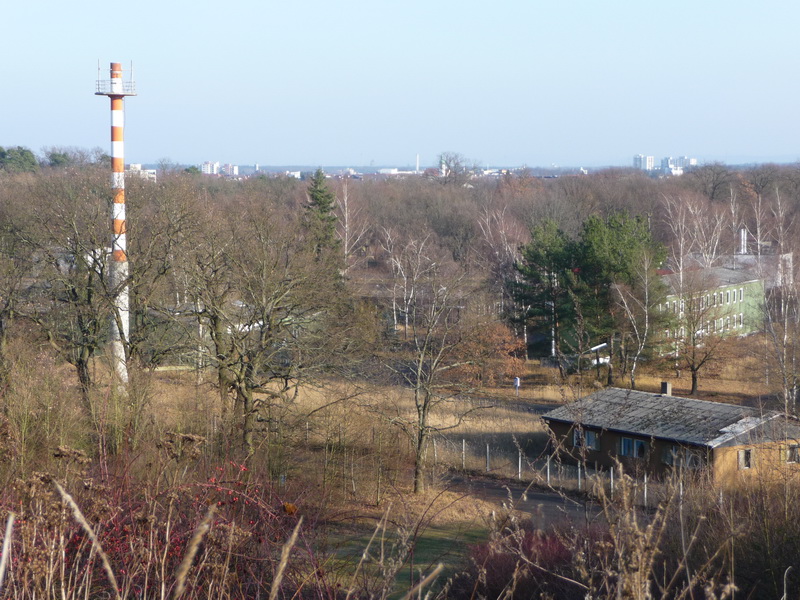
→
(161, 152, 796, 173)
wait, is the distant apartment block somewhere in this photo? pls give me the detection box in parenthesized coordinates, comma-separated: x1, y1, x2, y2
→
(127, 163, 157, 182)
(633, 154, 655, 171)
(635, 154, 697, 175)
(221, 164, 239, 177)
(201, 161, 220, 175)
(660, 267, 764, 339)
(673, 156, 697, 169)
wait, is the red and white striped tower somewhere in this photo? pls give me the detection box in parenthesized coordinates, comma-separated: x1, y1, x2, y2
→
(96, 62, 136, 384)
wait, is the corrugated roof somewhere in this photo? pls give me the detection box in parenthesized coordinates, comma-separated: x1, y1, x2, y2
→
(541, 388, 777, 447)
(661, 267, 760, 294)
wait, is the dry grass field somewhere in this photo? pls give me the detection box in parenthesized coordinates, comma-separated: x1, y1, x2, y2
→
(0, 332, 792, 600)
(147, 333, 777, 467)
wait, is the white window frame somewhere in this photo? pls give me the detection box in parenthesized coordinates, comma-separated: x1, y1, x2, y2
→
(621, 437, 646, 458)
(739, 288, 743, 302)
(620, 437, 634, 457)
(573, 428, 599, 450)
(787, 445, 800, 463)
(738, 448, 752, 470)
(634, 439, 647, 458)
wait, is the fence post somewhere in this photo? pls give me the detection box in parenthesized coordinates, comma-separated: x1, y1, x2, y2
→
(546, 456, 551, 486)
(644, 473, 648, 508)
(485, 443, 490, 472)
(518, 450, 522, 480)
(462, 439, 466, 470)
(578, 462, 582, 491)
(433, 438, 438, 465)
(610, 467, 614, 500)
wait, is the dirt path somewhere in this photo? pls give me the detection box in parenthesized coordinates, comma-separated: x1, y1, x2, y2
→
(445, 475, 601, 529)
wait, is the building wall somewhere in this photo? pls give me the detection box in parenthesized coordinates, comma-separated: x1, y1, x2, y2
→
(546, 420, 708, 479)
(661, 278, 764, 338)
(712, 441, 800, 488)
(549, 419, 800, 487)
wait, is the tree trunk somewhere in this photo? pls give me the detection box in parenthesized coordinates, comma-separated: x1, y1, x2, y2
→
(413, 427, 428, 494)
(239, 386, 255, 455)
(606, 336, 614, 386)
(690, 369, 699, 395)
(76, 354, 92, 413)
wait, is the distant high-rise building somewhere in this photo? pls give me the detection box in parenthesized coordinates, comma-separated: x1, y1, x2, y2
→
(201, 161, 220, 175)
(221, 164, 238, 177)
(660, 156, 696, 175)
(633, 154, 655, 171)
(661, 158, 683, 176)
(127, 163, 157, 181)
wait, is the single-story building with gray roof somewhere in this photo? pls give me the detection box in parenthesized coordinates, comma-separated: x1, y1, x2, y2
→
(541, 384, 800, 486)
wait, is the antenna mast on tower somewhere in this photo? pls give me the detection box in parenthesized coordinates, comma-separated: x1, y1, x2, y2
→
(96, 62, 136, 384)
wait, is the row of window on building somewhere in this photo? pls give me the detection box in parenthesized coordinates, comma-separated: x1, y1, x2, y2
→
(665, 313, 745, 339)
(573, 429, 800, 471)
(573, 429, 701, 467)
(661, 287, 744, 315)
(737, 446, 800, 469)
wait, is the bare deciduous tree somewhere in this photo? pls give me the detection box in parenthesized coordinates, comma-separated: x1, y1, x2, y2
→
(382, 241, 491, 493)
(613, 249, 666, 390)
(668, 272, 728, 395)
(335, 176, 369, 277)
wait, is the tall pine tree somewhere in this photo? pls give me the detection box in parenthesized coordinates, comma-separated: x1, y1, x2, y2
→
(303, 168, 339, 257)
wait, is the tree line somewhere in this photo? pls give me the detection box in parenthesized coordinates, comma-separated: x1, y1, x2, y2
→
(2, 152, 800, 460)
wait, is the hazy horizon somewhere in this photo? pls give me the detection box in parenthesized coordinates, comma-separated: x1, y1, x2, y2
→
(3, 1, 799, 169)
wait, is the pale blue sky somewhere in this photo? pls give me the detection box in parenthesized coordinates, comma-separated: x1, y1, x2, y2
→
(3, 1, 799, 168)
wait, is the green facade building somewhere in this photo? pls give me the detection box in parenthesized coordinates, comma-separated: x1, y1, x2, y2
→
(659, 267, 764, 339)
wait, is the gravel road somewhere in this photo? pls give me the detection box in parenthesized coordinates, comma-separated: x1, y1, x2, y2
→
(446, 475, 601, 529)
